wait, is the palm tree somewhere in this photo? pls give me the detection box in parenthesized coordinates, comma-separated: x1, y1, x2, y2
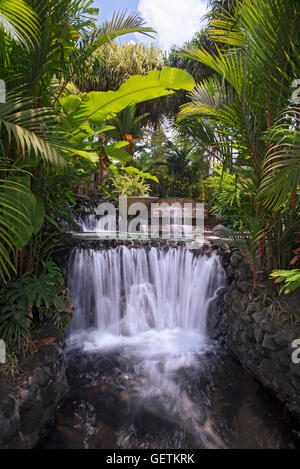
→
(177, 0, 300, 271)
(107, 105, 149, 156)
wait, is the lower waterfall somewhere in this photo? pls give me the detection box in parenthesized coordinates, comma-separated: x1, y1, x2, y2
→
(66, 247, 226, 361)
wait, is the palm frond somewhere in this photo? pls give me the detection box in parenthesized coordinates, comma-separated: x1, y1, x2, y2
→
(260, 107, 300, 210)
(0, 0, 38, 48)
(0, 164, 35, 281)
(0, 94, 66, 166)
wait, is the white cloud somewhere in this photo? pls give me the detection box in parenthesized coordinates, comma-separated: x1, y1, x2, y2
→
(137, 0, 208, 51)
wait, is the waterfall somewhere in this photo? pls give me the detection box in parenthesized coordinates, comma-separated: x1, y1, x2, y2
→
(74, 210, 116, 233)
(66, 246, 225, 339)
(45, 246, 300, 450)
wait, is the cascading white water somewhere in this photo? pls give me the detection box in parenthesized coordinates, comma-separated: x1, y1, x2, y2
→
(46, 246, 299, 450)
(65, 245, 226, 433)
(74, 210, 116, 233)
(67, 247, 225, 358)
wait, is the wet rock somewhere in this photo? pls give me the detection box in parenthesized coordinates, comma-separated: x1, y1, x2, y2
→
(212, 225, 230, 238)
(19, 384, 39, 412)
(217, 287, 227, 297)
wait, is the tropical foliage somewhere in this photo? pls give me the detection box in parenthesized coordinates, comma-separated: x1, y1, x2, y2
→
(270, 270, 300, 295)
(177, 0, 300, 279)
(1, 0, 300, 360)
(0, 0, 197, 354)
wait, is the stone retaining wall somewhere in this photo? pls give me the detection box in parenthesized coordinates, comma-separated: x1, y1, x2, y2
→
(0, 327, 67, 449)
(208, 251, 300, 420)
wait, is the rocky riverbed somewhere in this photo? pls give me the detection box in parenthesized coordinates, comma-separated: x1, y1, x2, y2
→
(41, 336, 300, 449)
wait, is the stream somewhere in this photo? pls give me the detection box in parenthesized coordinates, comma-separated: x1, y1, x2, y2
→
(42, 246, 300, 449)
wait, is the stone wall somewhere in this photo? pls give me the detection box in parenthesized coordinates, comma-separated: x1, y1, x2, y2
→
(208, 250, 300, 420)
(0, 326, 67, 449)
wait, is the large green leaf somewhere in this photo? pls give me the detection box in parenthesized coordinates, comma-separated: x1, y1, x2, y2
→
(105, 148, 132, 163)
(0, 172, 36, 280)
(68, 67, 195, 128)
(31, 195, 45, 235)
(1, 176, 35, 249)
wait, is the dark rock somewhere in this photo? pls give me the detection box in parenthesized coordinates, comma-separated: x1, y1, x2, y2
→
(6, 434, 23, 449)
(241, 329, 255, 343)
(223, 292, 232, 305)
(20, 384, 39, 412)
(260, 319, 277, 334)
(230, 253, 244, 267)
(0, 413, 19, 444)
(216, 286, 227, 297)
(41, 380, 58, 407)
(278, 349, 292, 369)
(237, 281, 252, 293)
(32, 366, 50, 387)
(274, 330, 295, 348)
(257, 359, 275, 389)
(20, 401, 44, 435)
(0, 396, 16, 419)
(246, 303, 259, 316)
(252, 313, 265, 324)
(226, 265, 234, 278)
(0, 323, 67, 448)
(290, 363, 300, 379)
(34, 345, 59, 366)
(231, 289, 242, 304)
(253, 326, 264, 344)
(271, 352, 288, 373)
(240, 294, 250, 311)
(232, 302, 243, 314)
(212, 225, 229, 237)
(262, 334, 281, 351)
(208, 249, 300, 421)
(240, 311, 253, 323)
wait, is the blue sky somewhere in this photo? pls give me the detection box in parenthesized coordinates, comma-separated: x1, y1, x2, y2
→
(93, 0, 139, 23)
(92, 0, 209, 51)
